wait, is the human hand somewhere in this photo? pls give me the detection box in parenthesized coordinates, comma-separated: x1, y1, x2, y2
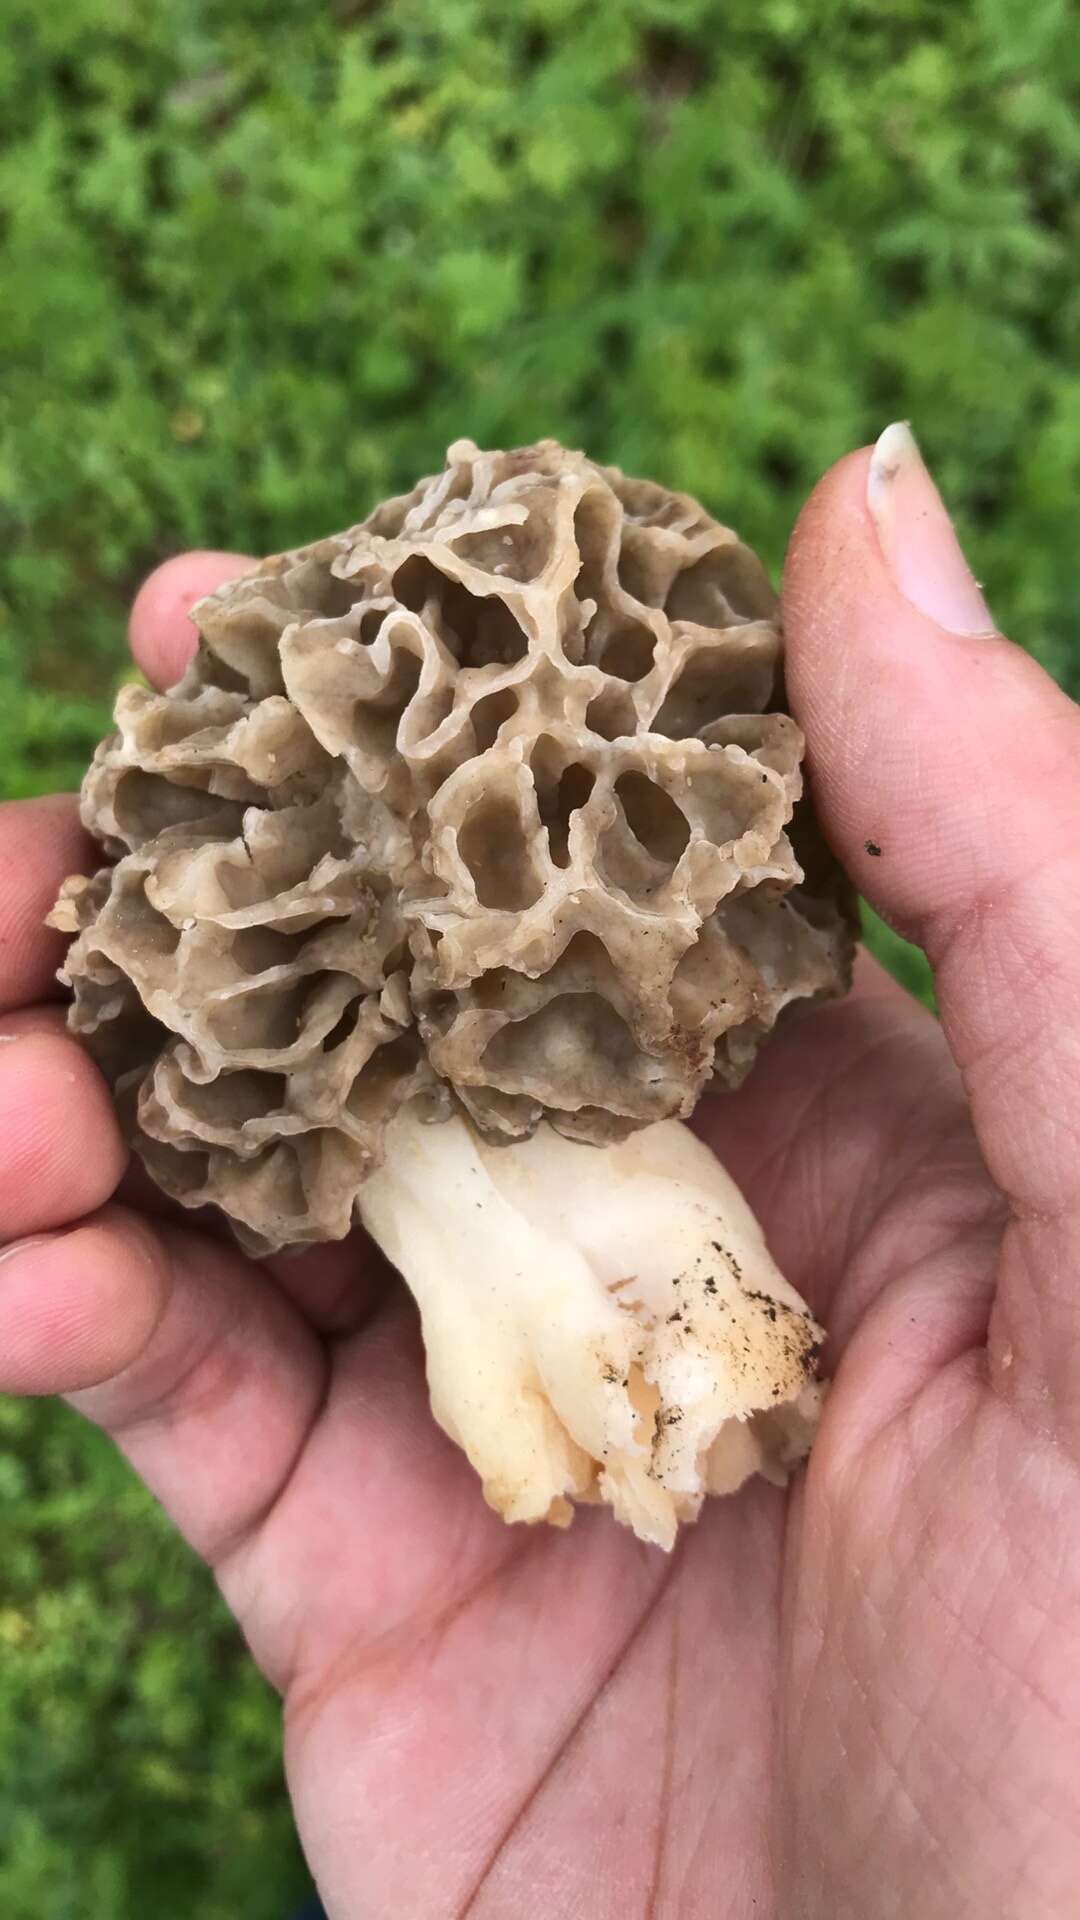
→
(3, 425, 1078, 1919)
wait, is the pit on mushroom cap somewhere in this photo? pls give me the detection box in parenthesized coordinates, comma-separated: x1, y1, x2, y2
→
(50, 438, 854, 1546)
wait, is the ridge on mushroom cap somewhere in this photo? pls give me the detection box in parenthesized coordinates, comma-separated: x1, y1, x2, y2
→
(51, 439, 855, 1254)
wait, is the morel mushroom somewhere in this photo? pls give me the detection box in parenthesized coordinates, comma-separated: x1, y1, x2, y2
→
(50, 439, 854, 1549)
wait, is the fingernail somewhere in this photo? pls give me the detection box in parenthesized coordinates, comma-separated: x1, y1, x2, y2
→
(867, 423, 995, 636)
(0, 1237, 51, 1269)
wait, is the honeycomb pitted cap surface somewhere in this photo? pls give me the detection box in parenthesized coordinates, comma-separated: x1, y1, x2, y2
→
(52, 439, 854, 1253)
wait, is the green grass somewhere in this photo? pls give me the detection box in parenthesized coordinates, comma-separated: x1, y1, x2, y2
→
(2, 0, 1077, 1906)
(0, 1400, 307, 1918)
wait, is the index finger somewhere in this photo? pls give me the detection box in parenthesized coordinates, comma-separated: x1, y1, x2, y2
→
(129, 551, 255, 690)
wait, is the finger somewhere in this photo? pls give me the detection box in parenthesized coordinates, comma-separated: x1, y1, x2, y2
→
(0, 1209, 166, 1395)
(0, 1004, 70, 1040)
(0, 1205, 326, 1570)
(0, 795, 97, 1012)
(0, 1030, 127, 1237)
(784, 425, 1080, 1212)
(129, 550, 254, 691)
(783, 424, 1080, 1420)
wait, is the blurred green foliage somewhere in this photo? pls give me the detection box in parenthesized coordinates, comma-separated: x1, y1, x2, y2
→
(2, 0, 1077, 1905)
(0, 1400, 306, 1918)
(3, 0, 1079, 811)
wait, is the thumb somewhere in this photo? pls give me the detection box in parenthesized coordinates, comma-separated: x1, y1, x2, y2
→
(782, 425, 1080, 1426)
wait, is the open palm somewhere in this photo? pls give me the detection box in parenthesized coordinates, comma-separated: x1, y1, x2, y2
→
(4, 438, 1079, 1919)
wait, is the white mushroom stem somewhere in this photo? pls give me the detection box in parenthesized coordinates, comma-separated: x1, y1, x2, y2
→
(358, 1108, 824, 1550)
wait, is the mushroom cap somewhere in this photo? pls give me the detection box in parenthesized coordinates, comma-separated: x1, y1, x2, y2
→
(52, 439, 855, 1254)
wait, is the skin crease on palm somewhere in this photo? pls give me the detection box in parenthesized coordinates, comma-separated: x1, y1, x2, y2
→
(2, 437, 1080, 1920)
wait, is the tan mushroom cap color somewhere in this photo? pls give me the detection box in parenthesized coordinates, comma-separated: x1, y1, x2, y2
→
(51, 439, 854, 1256)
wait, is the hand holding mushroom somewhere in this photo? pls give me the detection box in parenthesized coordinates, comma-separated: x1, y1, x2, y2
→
(5, 427, 1080, 1918)
(48, 441, 853, 1547)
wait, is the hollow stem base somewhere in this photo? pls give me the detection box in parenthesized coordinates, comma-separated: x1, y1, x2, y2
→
(359, 1107, 823, 1550)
